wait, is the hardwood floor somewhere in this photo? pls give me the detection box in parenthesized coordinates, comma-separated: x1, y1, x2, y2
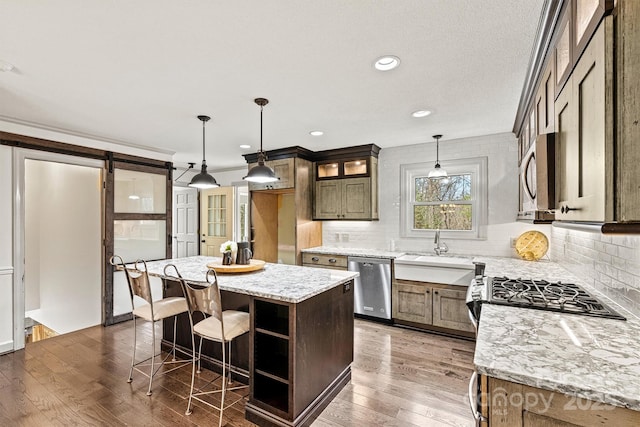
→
(0, 319, 476, 426)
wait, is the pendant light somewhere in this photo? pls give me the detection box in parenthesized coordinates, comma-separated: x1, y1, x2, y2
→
(428, 134, 448, 179)
(243, 98, 279, 183)
(188, 115, 220, 189)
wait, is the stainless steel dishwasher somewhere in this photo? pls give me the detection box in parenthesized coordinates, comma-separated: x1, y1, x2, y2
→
(348, 256, 391, 321)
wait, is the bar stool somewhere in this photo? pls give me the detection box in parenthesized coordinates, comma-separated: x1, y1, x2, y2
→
(163, 264, 249, 427)
(110, 255, 191, 396)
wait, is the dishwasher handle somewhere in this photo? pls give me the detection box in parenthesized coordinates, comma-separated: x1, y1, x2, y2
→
(468, 371, 487, 426)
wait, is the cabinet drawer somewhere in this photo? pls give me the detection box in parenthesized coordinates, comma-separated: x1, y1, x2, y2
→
(302, 253, 347, 269)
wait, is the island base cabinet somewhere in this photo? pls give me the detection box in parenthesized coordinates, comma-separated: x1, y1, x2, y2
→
(483, 376, 640, 427)
(247, 280, 354, 427)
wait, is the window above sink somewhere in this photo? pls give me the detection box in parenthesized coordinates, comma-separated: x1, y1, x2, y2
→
(400, 157, 488, 240)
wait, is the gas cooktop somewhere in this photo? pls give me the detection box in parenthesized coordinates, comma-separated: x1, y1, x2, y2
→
(488, 276, 626, 320)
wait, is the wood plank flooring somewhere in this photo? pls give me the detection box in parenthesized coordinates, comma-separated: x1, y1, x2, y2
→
(0, 319, 476, 426)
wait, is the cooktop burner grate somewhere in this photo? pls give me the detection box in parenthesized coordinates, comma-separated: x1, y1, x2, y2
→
(489, 277, 626, 320)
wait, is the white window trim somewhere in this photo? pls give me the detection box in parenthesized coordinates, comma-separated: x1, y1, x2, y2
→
(400, 157, 488, 240)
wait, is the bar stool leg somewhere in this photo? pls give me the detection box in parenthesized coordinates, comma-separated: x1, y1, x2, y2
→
(227, 340, 233, 385)
(171, 316, 178, 361)
(147, 319, 156, 396)
(219, 340, 226, 427)
(197, 336, 204, 373)
(128, 316, 137, 383)
(185, 327, 197, 416)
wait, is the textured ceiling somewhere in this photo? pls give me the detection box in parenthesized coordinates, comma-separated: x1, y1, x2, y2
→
(0, 0, 545, 169)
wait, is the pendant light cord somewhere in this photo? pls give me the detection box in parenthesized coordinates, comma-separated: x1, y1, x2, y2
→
(202, 119, 206, 164)
(258, 103, 266, 164)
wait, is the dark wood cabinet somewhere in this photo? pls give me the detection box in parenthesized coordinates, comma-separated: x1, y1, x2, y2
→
(554, 4, 573, 97)
(247, 158, 295, 191)
(312, 145, 379, 221)
(574, 0, 613, 62)
(514, 0, 640, 228)
(315, 176, 376, 220)
(554, 17, 613, 222)
(247, 281, 354, 427)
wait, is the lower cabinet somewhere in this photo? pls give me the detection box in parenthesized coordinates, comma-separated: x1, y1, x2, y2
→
(393, 279, 474, 336)
(248, 283, 354, 427)
(482, 376, 640, 427)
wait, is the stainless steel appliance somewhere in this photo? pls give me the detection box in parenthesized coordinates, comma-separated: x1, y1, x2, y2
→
(517, 133, 556, 222)
(466, 275, 626, 324)
(348, 256, 391, 321)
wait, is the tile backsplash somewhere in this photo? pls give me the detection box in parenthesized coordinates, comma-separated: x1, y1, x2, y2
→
(550, 226, 640, 315)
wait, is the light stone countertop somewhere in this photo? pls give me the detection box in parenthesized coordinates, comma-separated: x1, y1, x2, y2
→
(472, 256, 640, 411)
(142, 256, 358, 304)
(301, 246, 405, 259)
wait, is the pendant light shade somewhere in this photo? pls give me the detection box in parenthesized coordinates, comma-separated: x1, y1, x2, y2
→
(189, 115, 220, 189)
(428, 134, 448, 179)
(244, 98, 279, 183)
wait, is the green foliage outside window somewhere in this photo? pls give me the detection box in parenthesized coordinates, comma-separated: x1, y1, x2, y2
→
(413, 174, 472, 230)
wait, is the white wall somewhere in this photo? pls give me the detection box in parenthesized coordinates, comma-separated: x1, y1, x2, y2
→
(0, 145, 13, 354)
(24, 160, 102, 334)
(322, 132, 550, 257)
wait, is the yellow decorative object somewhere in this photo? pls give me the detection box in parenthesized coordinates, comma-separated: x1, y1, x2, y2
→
(207, 259, 266, 274)
(515, 231, 549, 261)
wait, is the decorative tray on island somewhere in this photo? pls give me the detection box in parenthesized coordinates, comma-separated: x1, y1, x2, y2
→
(206, 259, 266, 274)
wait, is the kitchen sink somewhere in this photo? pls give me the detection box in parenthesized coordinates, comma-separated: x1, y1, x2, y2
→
(394, 254, 474, 285)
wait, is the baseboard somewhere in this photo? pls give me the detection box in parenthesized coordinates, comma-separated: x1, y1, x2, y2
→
(0, 340, 14, 355)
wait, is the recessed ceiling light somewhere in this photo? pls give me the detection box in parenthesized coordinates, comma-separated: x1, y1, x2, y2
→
(374, 55, 400, 71)
(239, 144, 251, 149)
(0, 60, 15, 72)
(412, 110, 432, 118)
(309, 130, 324, 136)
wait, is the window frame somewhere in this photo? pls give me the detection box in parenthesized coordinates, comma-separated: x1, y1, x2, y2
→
(400, 157, 488, 240)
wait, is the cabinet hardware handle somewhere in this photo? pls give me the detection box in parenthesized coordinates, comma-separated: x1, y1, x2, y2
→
(329, 258, 337, 263)
(561, 205, 581, 214)
(311, 257, 319, 262)
(201, 240, 205, 243)
(426, 290, 430, 294)
(434, 291, 439, 295)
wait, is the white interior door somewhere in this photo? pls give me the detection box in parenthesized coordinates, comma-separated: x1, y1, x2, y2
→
(173, 186, 199, 258)
(200, 187, 234, 256)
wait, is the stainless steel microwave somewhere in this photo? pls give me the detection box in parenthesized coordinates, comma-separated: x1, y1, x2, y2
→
(517, 133, 555, 222)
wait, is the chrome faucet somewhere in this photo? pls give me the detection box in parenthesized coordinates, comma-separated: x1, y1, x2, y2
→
(434, 229, 448, 256)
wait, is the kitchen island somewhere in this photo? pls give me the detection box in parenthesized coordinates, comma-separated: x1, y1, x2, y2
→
(141, 256, 358, 427)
